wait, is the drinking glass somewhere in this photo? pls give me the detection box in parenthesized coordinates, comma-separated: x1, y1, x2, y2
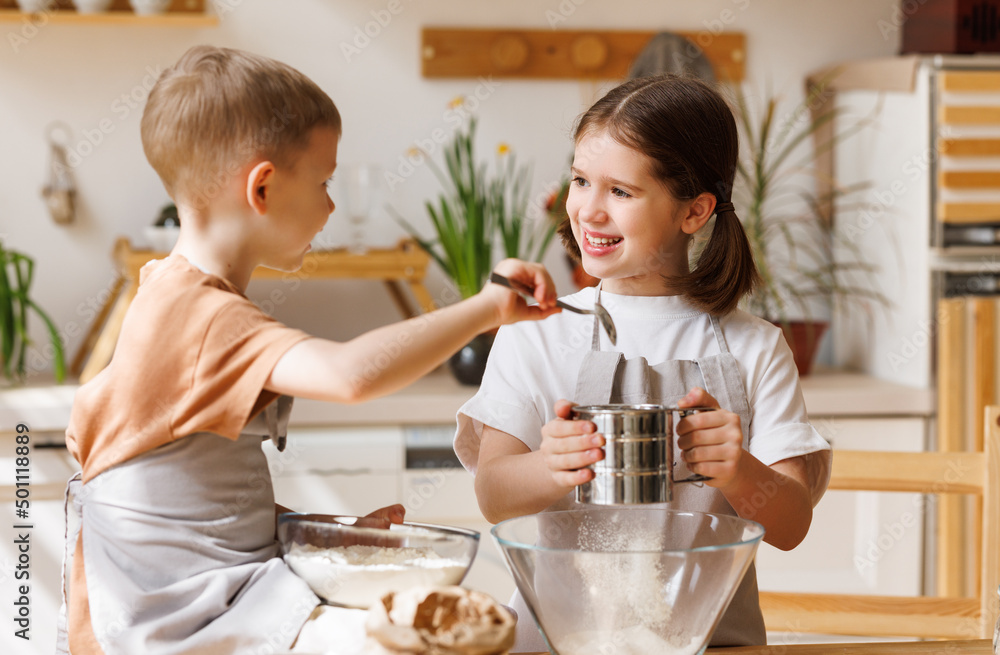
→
(340, 163, 383, 255)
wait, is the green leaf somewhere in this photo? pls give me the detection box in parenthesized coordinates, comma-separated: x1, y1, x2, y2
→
(25, 298, 65, 383)
(0, 240, 65, 382)
(389, 114, 553, 299)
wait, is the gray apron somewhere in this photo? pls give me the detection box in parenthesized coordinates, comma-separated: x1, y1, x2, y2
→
(57, 396, 319, 655)
(509, 298, 766, 652)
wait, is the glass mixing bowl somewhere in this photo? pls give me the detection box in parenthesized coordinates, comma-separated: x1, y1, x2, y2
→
(492, 508, 764, 655)
(278, 513, 479, 609)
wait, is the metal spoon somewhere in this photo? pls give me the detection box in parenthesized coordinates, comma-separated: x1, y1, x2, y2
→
(489, 272, 617, 345)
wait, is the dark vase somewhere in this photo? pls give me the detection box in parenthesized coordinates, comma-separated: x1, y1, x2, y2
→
(771, 320, 829, 377)
(448, 332, 496, 386)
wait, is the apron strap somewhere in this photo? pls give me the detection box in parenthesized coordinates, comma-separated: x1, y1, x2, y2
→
(699, 358, 753, 450)
(56, 472, 83, 655)
(709, 313, 731, 354)
(590, 281, 604, 351)
(266, 395, 294, 452)
(574, 281, 627, 404)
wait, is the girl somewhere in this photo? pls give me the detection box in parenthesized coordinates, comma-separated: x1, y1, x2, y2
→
(455, 75, 832, 650)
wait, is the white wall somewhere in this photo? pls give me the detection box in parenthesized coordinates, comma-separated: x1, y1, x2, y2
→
(0, 0, 901, 381)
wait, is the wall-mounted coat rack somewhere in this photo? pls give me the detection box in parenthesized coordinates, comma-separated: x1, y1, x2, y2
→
(421, 27, 745, 82)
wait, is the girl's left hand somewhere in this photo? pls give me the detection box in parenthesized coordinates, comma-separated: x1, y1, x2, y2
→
(675, 387, 745, 489)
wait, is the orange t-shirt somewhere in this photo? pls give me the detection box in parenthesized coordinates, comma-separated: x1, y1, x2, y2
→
(66, 254, 311, 481)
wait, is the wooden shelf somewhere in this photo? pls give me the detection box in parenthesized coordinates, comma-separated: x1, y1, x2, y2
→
(0, 8, 216, 25)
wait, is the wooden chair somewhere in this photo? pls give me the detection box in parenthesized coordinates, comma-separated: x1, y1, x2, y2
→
(758, 406, 1000, 640)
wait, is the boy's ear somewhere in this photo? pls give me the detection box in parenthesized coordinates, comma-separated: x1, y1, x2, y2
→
(679, 192, 717, 235)
(246, 161, 275, 215)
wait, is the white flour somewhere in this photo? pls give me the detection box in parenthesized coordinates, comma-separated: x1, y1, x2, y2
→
(554, 626, 701, 655)
(284, 543, 467, 608)
(576, 520, 675, 630)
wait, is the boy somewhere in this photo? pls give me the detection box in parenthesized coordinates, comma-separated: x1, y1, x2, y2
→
(59, 45, 558, 655)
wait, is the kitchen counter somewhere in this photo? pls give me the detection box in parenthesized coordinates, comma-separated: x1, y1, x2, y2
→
(0, 367, 935, 436)
(799, 367, 934, 417)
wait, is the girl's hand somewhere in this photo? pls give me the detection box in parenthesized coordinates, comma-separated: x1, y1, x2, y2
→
(539, 399, 604, 488)
(481, 259, 561, 326)
(675, 387, 745, 489)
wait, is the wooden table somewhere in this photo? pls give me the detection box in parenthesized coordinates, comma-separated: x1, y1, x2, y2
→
(524, 639, 991, 654)
(72, 237, 437, 383)
(709, 639, 992, 654)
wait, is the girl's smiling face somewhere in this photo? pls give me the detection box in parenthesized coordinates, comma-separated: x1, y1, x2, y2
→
(566, 129, 693, 296)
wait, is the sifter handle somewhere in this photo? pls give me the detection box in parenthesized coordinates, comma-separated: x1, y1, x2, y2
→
(671, 406, 716, 485)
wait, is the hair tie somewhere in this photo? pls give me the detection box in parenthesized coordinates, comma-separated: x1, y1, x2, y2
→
(714, 201, 735, 215)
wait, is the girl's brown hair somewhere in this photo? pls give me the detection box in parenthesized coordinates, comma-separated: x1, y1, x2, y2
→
(559, 75, 760, 315)
(141, 46, 341, 205)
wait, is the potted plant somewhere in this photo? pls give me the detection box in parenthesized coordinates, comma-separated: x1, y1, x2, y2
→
(731, 82, 889, 376)
(396, 113, 556, 384)
(0, 240, 65, 384)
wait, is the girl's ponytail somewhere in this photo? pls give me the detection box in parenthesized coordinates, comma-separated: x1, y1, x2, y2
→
(670, 202, 760, 316)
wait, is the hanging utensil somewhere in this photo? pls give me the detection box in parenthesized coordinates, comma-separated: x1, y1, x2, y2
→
(42, 122, 76, 225)
(489, 272, 617, 345)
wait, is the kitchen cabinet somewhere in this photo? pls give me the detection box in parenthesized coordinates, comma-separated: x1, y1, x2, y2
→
(0, 432, 78, 655)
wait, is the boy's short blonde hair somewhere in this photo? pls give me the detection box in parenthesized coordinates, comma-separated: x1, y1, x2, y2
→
(141, 45, 341, 205)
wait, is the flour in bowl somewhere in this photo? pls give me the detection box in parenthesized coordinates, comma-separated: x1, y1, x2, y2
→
(283, 543, 468, 608)
(553, 626, 701, 655)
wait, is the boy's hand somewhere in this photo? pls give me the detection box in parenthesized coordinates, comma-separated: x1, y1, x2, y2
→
(482, 259, 561, 326)
(675, 387, 745, 489)
(539, 399, 604, 489)
(358, 503, 406, 528)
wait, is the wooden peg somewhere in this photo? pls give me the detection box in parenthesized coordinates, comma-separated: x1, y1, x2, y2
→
(570, 35, 608, 71)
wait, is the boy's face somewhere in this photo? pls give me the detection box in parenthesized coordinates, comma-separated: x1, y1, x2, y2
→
(261, 126, 339, 271)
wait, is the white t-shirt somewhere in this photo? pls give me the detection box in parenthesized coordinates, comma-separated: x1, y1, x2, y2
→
(455, 287, 829, 472)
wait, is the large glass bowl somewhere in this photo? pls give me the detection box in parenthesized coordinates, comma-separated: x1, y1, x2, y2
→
(492, 508, 764, 655)
(278, 513, 479, 609)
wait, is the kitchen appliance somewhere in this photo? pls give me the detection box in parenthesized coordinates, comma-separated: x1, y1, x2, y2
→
(902, 0, 1000, 54)
(572, 404, 713, 505)
(492, 508, 764, 655)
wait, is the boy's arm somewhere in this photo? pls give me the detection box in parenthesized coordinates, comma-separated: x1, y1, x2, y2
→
(265, 260, 558, 403)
